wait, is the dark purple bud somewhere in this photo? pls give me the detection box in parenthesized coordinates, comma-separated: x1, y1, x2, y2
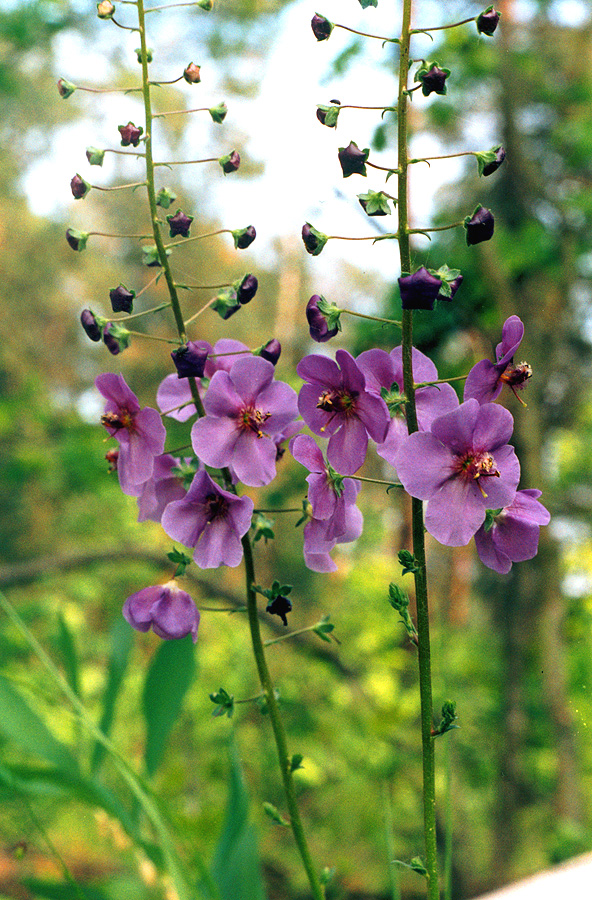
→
(231, 225, 256, 249)
(219, 150, 240, 175)
(166, 208, 194, 238)
(118, 121, 143, 147)
(70, 174, 91, 200)
(464, 205, 495, 245)
(437, 275, 463, 302)
(103, 322, 130, 355)
(316, 102, 341, 127)
(479, 145, 506, 177)
(66, 228, 89, 251)
(212, 288, 240, 320)
(237, 274, 258, 304)
(103, 325, 121, 355)
(155, 187, 177, 209)
(171, 340, 211, 378)
(476, 6, 501, 36)
(57, 78, 76, 98)
(311, 14, 333, 41)
(418, 64, 450, 97)
(183, 62, 201, 84)
(302, 223, 328, 256)
(260, 339, 281, 366)
(266, 594, 292, 627)
(80, 309, 102, 341)
(97, 0, 115, 19)
(86, 146, 105, 166)
(306, 294, 339, 342)
(398, 267, 442, 311)
(109, 284, 135, 313)
(338, 141, 370, 178)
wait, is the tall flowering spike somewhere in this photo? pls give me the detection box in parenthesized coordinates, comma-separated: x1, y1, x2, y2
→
(302, 223, 329, 257)
(118, 122, 143, 147)
(123, 581, 200, 643)
(297, 349, 389, 475)
(109, 284, 135, 313)
(338, 141, 369, 178)
(476, 6, 501, 35)
(464, 205, 495, 245)
(311, 13, 333, 40)
(416, 63, 450, 96)
(70, 174, 91, 200)
(464, 315, 531, 405)
(171, 340, 210, 378)
(161, 469, 254, 568)
(395, 399, 520, 546)
(474, 490, 550, 574)
(398, 267, 442, 310)
(183, 62, 201, 84)
(191, 356, 299, 487)
(96, 373, 166, 494)
(166, 209, 194, 238)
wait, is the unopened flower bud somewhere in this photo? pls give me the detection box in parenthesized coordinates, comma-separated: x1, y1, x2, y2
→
(416, 63, 450, 96)
(209, 102, 228, 123)
(197, 0, 213, 10)
(338, 141, 369, 178)
(66, 228, 89, 251)
(183, 62, 201, 84)
(80, 309, 102, 341)
(171, 340, 211, 378)
(306, 294, 340, 342)
(236, 273, 258, 304)
(311, 14, 333, 41)
(118, 121, 143, 147)
(358, 190, 392, 216)
(219, 150, 240, 175)
(103, 322, 130, 355)
(135, 47, 153, 63)
(57, 78, 76, 99)
(142, 244, 171, 267)
(231, 225, 256, 249)
(260, 339, 281, 366)
(476, 6, 501, 35)
(464, 205, 495, 245)
(212, 288, 240, 320)
(476, 145, 506, 177)
(97, 0, 115, 18)
(430, 265, 464, 302)
(86, 146, 105, 166)
(109, 284, 135, 313)
(398, 267, 442, 311)
(166, 209, 194, 238)
(266, 594, 292, 626)
(155, 187, 177, 209)
(302, 223, 328, 256)
(70, 174, 91, 200)
(316, 102, 340, 127)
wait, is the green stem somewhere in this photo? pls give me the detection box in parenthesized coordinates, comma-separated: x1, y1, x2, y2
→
(340, 308, 402, 327)
(335, 22, 399, 43)
(398, 1, 440, 897)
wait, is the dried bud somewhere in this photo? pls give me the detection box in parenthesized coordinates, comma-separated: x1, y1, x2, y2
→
(103, 322, 131, 355)
(135, 47, 153, 63)
(266, 594, 292, 627)
(57, 78, 76, 99)
(416, 63, 450, 97)
(86, 146, 105, 166)
(236, 273, 258, 304)
(155, 187, 177, 209)
(398, 267, 442, 311)
(464, 205, 495, 245)
(109, 284, 135, 313)
(212, 288, 241, 320)
(66, 228, 89, 252)
(118, 121, 143, 147)
(231, 226, 256, 249)
(476, 6, 501, 35)
(476, 145, 506, 177)
(171, 340, 211, 378)
(184, 62, 201, 84)
(259, 339, 281, 366)
(311, 14, 333, 41)
(306, 295, 340, 342)
(70, 174, 91, 200)
(97, 0, 115, 18)
(209, 102, 228, 124)
(219, 150, 240, 175)
(80, 309, 102, 342)
(302, 223, 328, 256)
(316, 102, 341, 127)
(166, 208, 194, 238)
(338, 141, 369, 178)
(358, 190, 393, 217)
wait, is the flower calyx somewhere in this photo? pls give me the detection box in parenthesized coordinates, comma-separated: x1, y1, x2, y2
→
(306, 294, 341, 342)
(358, 190, 394, 217)
(155, 187, 177, 209)
(432, 700, 458, 736)
(302, 223, 329, 257)
(66, 228, 89, 251)
(317, 101, 341, 127)
(475, 145, 506, 177)
(429, 264, 463, 301)
(57, 78, 76, 99)
(86, 146, 105, 166)
(219, 150, 240, 175)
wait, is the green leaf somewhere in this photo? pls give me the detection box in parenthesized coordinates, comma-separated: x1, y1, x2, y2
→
(142, 635, 196, 777)
(0, 673, 77, 772)
(262, 802, 290, 827)
(22, 879, 110, 900)
(56, 614, 80, 698)
(91, 618, 133, 774)
(358, 0, 378, 7)
(212, 742, 267, 900)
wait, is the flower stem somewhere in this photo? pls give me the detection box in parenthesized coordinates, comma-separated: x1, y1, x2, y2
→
(335, 22, 399, 43)
(398, 1, 440, 896)
(340, 308, 402, 327)
(410, 16, 475, 34)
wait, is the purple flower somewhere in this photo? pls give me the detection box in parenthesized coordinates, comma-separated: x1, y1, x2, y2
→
(395, 399, 520, 546)
(464, 206, 495, 245)
(464, 315, 532, 405)
(306, 295, 339, 342)
(157, 373, 199, 422)
(161, 469, 254, 568)
(356, 346, 459, 470)
(475, 489, 550, 574)
(297, 350, 389, 475)
(166, 209, 194, 238)
(205, 338, 252, 377)
(96, 373, 166, 494)
(109, 284, 135, 314)
(398, 267, 442, 311)
(191, 356, 299, 486)
(123, 581, 200, 642)
(136, 454, 187, 523)
(171, 340, 211, 378)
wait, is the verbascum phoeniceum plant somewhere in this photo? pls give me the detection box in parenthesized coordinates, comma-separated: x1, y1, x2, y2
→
(61, 1, 548, 898)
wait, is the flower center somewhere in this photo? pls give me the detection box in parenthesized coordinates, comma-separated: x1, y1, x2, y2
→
(457, 450, 500, 498)
(204, 493, 228, 521)
(500, 361, 532, 388)
(101, 409, 134, 431)
(240, 405, 271, 438)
